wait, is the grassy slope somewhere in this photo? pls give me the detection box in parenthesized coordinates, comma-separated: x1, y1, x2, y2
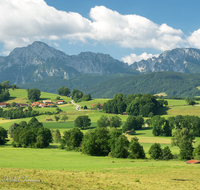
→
(1, 91, 200, 189)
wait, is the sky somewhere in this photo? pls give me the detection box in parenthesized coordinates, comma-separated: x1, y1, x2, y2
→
(0, 0, 200, 64)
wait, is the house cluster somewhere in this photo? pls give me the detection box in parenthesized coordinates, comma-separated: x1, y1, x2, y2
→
(31, 100, 64, 108)
(0, 100, 65, 108)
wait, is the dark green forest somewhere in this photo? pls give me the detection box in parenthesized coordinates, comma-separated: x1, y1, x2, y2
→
(18, 72, 200, 98)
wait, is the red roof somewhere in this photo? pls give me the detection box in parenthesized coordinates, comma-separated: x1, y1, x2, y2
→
(57, 100, 64, 102)
(186, 160, 200, 164)
(0, 103, 7, 105)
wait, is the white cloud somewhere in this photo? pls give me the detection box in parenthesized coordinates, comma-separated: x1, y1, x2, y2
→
(89, 6, 184, 51)
(187, 29, 200, 48)
(122, 53, 159, 65)
(0, 0, 92, 50)
(0, 1, 186, 53)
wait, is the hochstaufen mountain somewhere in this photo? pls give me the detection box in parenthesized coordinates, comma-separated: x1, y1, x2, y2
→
(130, 48, 200, 73)
(0, 41, 129, 84)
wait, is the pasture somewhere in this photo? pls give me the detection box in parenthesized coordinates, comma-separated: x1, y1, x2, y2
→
(1, 92, 200, 189)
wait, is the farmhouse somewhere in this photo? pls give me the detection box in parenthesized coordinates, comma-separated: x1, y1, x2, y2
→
(186, 160, 200, 164)
(57, 100, 64, 104)
(39, 103, 48, 108)
(43, 100, 53, 104)
(125, 130, 133, 135)
(0, 103, 7, 108)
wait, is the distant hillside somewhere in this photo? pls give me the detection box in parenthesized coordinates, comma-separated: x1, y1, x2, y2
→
(18, 72, 200, 98)
(18, 73, 132, 94)
(83, 72, 200, 98)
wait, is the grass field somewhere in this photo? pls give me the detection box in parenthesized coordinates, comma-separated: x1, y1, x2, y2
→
(1, 91, 200, 189)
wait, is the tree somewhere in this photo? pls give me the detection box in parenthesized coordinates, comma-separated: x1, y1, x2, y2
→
(0, 126, 7, 145)
(63, 128, 83, 149)
(8, 123, 19, 138)
(110, 135, 129, 158)
(151, 115, 172, 136)
(109, 116, 122, 128)
(171, 128, 195, 160)
(28, 88, 41, 101)
(162, 146, 173, 160)
(97, 115, 109, 128)
(28, 117, 43, 128)
(148, 143, 162, 159)
(82, 127, 110, 156)
(11, 102, 16, 107)
(53, 129, 61, 143)
(109, 128, 122, 152)
(71, 89, 83, 102)
(193, 143, 200, 160)
(74, 115, 91, 129)
(61, 115, 68, 122)
(122, 115, 143, 133)
(54, 115, 60, 123)
(58, 87, 70, 96)
(128, 137, 145, 159)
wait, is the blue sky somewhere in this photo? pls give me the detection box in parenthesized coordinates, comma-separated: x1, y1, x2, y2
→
(0, 0, 200, 64)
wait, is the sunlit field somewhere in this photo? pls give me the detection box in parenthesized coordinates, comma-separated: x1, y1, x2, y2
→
(1, 92, 200, 189)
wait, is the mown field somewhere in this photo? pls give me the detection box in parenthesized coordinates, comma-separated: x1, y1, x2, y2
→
(1, 89, 200, 189)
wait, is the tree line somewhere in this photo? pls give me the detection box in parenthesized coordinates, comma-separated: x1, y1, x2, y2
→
(103, 93, 167, 117)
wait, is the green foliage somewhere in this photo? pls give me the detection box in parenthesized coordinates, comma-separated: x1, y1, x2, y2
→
(12, 118, 52, 148)
(110, 135, 129, 158)
(61, 115, 68, 122)
(0, 107, 39, 119)
(0, 126, 7, 145)
(52, 129, 61, 143)
(0, 81, 10, 102)
(109, 116, 122, 128)
(62, 128, 83, 149)
(151, 115, 172, 136)
(128, 137, 145, 159)
(28, 88, 41, 101)
(171, 128, 195, 160)
(108, 128, 122, 152)
(58, 87, 70, 96)
(162, 146, 173, 160)
(74, 115, 91, 129)
(97, 115, 109, 128)
(148, 143, 162, 159)
(8, 123, 19, 138)
(193, 143, 200, 160)
(71, 89, 83, 102)
(82, 127, 110, 156)
(54, 115, 60, 122)
(122, 115, 144, 133)
(185, 97, 196, 105)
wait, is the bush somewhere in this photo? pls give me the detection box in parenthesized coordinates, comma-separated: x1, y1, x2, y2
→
(162, 146, 173, 160)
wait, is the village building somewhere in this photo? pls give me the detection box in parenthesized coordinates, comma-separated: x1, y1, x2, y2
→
(0, 103, 7, 108)
(43, 100, 53, 104)
(57, 100, 64, 104)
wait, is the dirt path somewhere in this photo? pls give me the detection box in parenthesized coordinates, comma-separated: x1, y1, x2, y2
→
(70, 100, 81, 111)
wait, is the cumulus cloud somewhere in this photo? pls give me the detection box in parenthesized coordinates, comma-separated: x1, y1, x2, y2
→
(0, 0, 92, 50)
(187, 29, 200, 48)
(89, 6, 184, 51)
(122, 53, 160, 65)
(0, 1, 186, 53)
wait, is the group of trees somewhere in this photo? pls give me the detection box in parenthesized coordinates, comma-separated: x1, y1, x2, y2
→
(0, 106, 39, 119)
(103, 93, 167, 117)
(71, 89, 91, 102)
(0, 81, 10, 102)
(11, 117, 52, 148)
(150, 115, 200, 137)
(0, 126, 7, 145)
(58, 87, 70, 96)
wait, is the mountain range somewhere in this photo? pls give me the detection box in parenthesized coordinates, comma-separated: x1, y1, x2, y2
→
(1, 41, 200, 98)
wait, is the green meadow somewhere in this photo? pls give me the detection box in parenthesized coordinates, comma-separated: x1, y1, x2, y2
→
(1, 90, 200, 189)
